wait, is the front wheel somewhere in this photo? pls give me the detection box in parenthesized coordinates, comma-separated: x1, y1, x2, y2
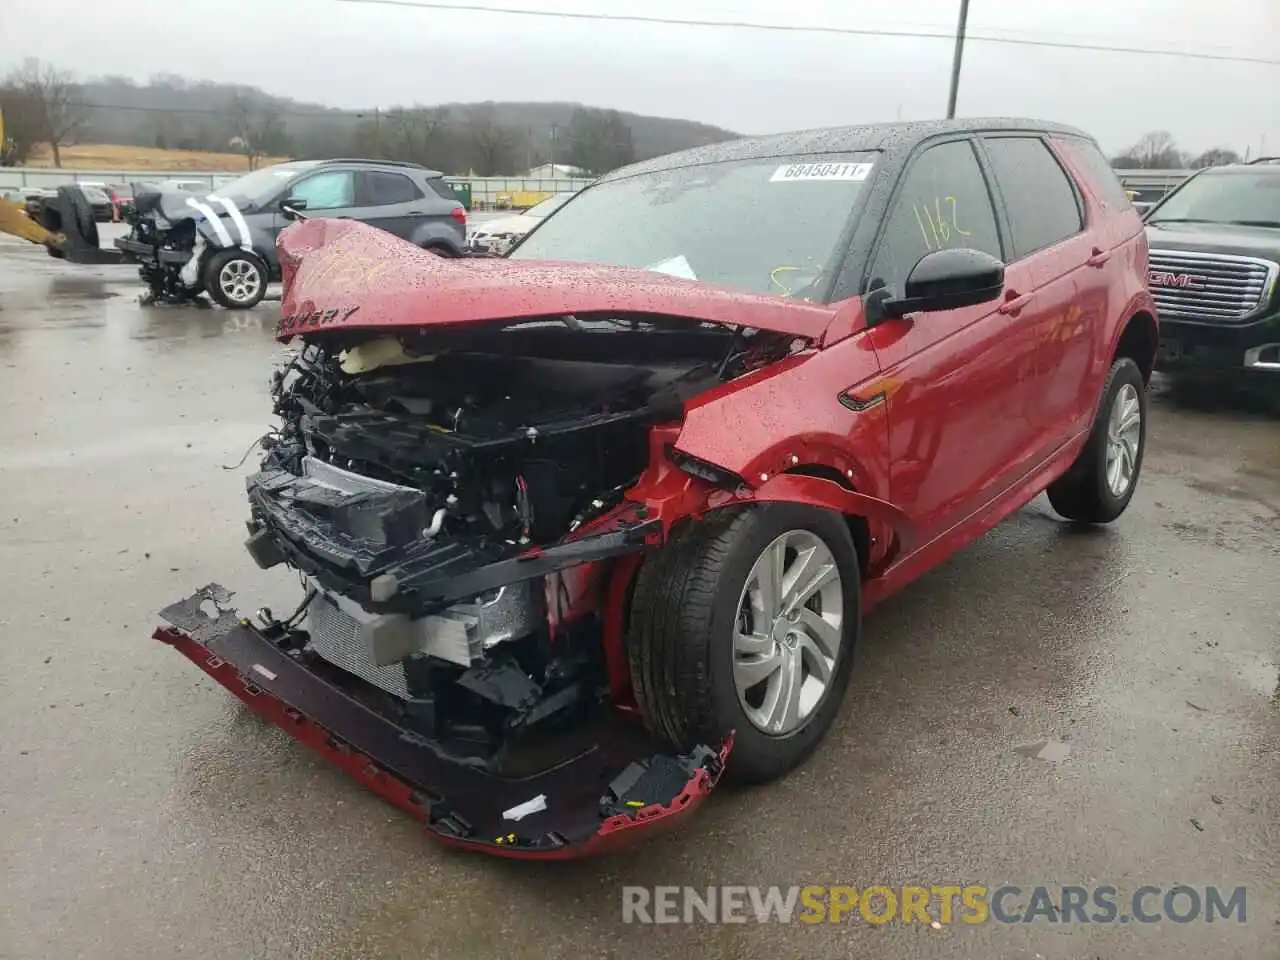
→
(1046, 357, 1148, 523)
(626, 504, 861, 784)
(204, 249, 267, 309)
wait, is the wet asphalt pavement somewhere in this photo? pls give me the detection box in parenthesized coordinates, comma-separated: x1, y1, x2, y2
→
(0, 235, 1276, 960)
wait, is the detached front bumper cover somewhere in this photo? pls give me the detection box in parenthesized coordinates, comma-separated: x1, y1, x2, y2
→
(155, 585, 729, 859)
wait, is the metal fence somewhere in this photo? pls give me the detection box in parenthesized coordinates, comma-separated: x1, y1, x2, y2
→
(1114, 169, 1191, 198)
(0, 164, 1194, 209)
(0, 167, 593, 208)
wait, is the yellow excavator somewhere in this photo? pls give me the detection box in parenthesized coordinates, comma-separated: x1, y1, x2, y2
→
(0, 185, 125, 264)
(0, 108, 123, 263)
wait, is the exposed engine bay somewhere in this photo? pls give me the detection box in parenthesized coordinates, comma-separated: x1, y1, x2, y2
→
(239, 317, 787, 773)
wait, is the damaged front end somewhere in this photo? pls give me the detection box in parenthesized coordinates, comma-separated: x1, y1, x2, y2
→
(158, 585, 728, 856)
(154, 312, 801, 855)
(114, 186, 210, 304)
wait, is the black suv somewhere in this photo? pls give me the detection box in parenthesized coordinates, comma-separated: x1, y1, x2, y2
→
(1144, 159, 1280, 378)
(117, 158, 467, 309)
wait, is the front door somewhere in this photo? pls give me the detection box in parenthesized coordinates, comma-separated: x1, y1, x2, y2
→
(271, 168, 359, 238)
(864, 138, 1041, 543)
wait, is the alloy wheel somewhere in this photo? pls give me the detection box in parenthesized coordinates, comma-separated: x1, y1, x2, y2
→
(218, 258, 263, 305)
(1105, 382, 1142, 497)
(733, 529, 845, 736)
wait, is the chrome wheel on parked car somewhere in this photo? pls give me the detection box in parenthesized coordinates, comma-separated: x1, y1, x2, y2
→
(204, 249, 268, 310)
(733, 529, 844, 736)
(218, 258, 263, 305)
(1105, 382, 1142, 497)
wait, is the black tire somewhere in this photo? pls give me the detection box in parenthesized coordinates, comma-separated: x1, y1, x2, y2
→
(64, 188, 99, 246)
(1046, 357, 1148, 523)
(626, 504, 861, 784)
(203, 248, 268, 310)
(424, 242, 462, 258)
(39, 187, 98, 258)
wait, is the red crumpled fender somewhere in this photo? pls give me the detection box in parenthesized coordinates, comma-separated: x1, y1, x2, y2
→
(628, 427, 915, 578)
(737, 473, 916, 575)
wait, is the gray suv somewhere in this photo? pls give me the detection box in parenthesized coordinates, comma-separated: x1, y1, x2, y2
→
(117, 158, 467, 309)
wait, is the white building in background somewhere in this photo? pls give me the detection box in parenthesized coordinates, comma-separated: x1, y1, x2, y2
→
(525, 163, 588, 179)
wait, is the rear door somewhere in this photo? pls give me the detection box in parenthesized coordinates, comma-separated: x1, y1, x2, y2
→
(355, 170, 427, 240)
(864, 137, 1040, 542)
(980, 136, 1108, 451)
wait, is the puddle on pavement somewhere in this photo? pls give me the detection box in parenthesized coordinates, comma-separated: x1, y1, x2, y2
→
(48, 276, 119, 301)
(1014, 740, 1071, 763)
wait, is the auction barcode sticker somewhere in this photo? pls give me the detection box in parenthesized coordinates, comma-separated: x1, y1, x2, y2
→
(770, 162, 874, 182)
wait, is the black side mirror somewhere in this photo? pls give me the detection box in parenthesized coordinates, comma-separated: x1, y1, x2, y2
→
(881, 248, 1005, 319)
(280, 197, 309, 221)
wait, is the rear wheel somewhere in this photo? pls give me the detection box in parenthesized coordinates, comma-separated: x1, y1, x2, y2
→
(627, 504, 861, 783)
(1047, 357, 1147, 523)
(204, 249, 267, 309)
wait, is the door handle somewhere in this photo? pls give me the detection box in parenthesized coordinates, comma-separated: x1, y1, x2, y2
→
(997, 290, 1035, 315)
(407, 210, 426, 215)
(1086, 247, 1112, 267)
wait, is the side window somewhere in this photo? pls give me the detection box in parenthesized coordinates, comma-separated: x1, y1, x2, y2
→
(869, 140, 1003, 296)
(983, 137, 1084, 258)
(426, 177, 458, 201)
(1058, 137, 1133, 210)
(289, 170, 355, 210)
(362, 171, 421, 206)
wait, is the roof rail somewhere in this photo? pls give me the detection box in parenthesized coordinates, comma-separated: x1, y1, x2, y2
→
(319, 158, 430, 170)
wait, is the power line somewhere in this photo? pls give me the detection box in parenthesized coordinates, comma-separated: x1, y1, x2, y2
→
(77, 101, 370, 119)
(330, 0, 1280, 67)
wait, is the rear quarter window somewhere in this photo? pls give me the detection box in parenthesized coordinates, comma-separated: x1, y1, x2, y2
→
(1058, 137, 1133, 210)
(983, 137, 1084, 259)
(426, 177, 458, 201)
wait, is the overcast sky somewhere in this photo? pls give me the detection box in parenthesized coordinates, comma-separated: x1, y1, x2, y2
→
(8, 0, 1279, 156)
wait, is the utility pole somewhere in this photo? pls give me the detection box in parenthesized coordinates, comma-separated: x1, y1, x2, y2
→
(946, 0, 971, 119)
(374, 107, 382, 157)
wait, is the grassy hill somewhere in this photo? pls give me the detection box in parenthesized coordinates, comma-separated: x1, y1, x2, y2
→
(67, 76, 739, 174)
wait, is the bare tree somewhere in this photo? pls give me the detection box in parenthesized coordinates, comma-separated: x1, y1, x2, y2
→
(4, 59, 85, 167)
(1121, 131, 1186, 169)
(564, 107, 635, 175)
(1190, 147, 1242, 168)
(386, 106, 451, 165)
(465, 105, 518, 176)
(227, 93, 288, 169)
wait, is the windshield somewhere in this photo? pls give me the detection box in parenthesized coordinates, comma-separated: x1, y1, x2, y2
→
(508, 154, 877, 299)
(213, 162, 319, 205)
(1149, 171, 1280, 227)
(526, 193, 571, 218)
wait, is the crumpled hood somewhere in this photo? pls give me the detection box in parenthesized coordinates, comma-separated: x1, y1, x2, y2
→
(276, 218, 840, 342)
(471, 213, 538, 236)
(131, 184, 207, 223)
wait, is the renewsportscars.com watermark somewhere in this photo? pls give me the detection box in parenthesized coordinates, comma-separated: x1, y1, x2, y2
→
(622, 885, 1248, 925)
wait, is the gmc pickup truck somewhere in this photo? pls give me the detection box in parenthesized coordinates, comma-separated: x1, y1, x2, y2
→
(1145, 159, 1280, 379)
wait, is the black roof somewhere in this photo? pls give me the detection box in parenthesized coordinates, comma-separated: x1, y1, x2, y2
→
(598, 118, 1093, 182)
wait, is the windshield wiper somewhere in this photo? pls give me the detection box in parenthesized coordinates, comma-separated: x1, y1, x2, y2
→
(1227, 220, 1280, 228)
(1146, 218, 1217, 225)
